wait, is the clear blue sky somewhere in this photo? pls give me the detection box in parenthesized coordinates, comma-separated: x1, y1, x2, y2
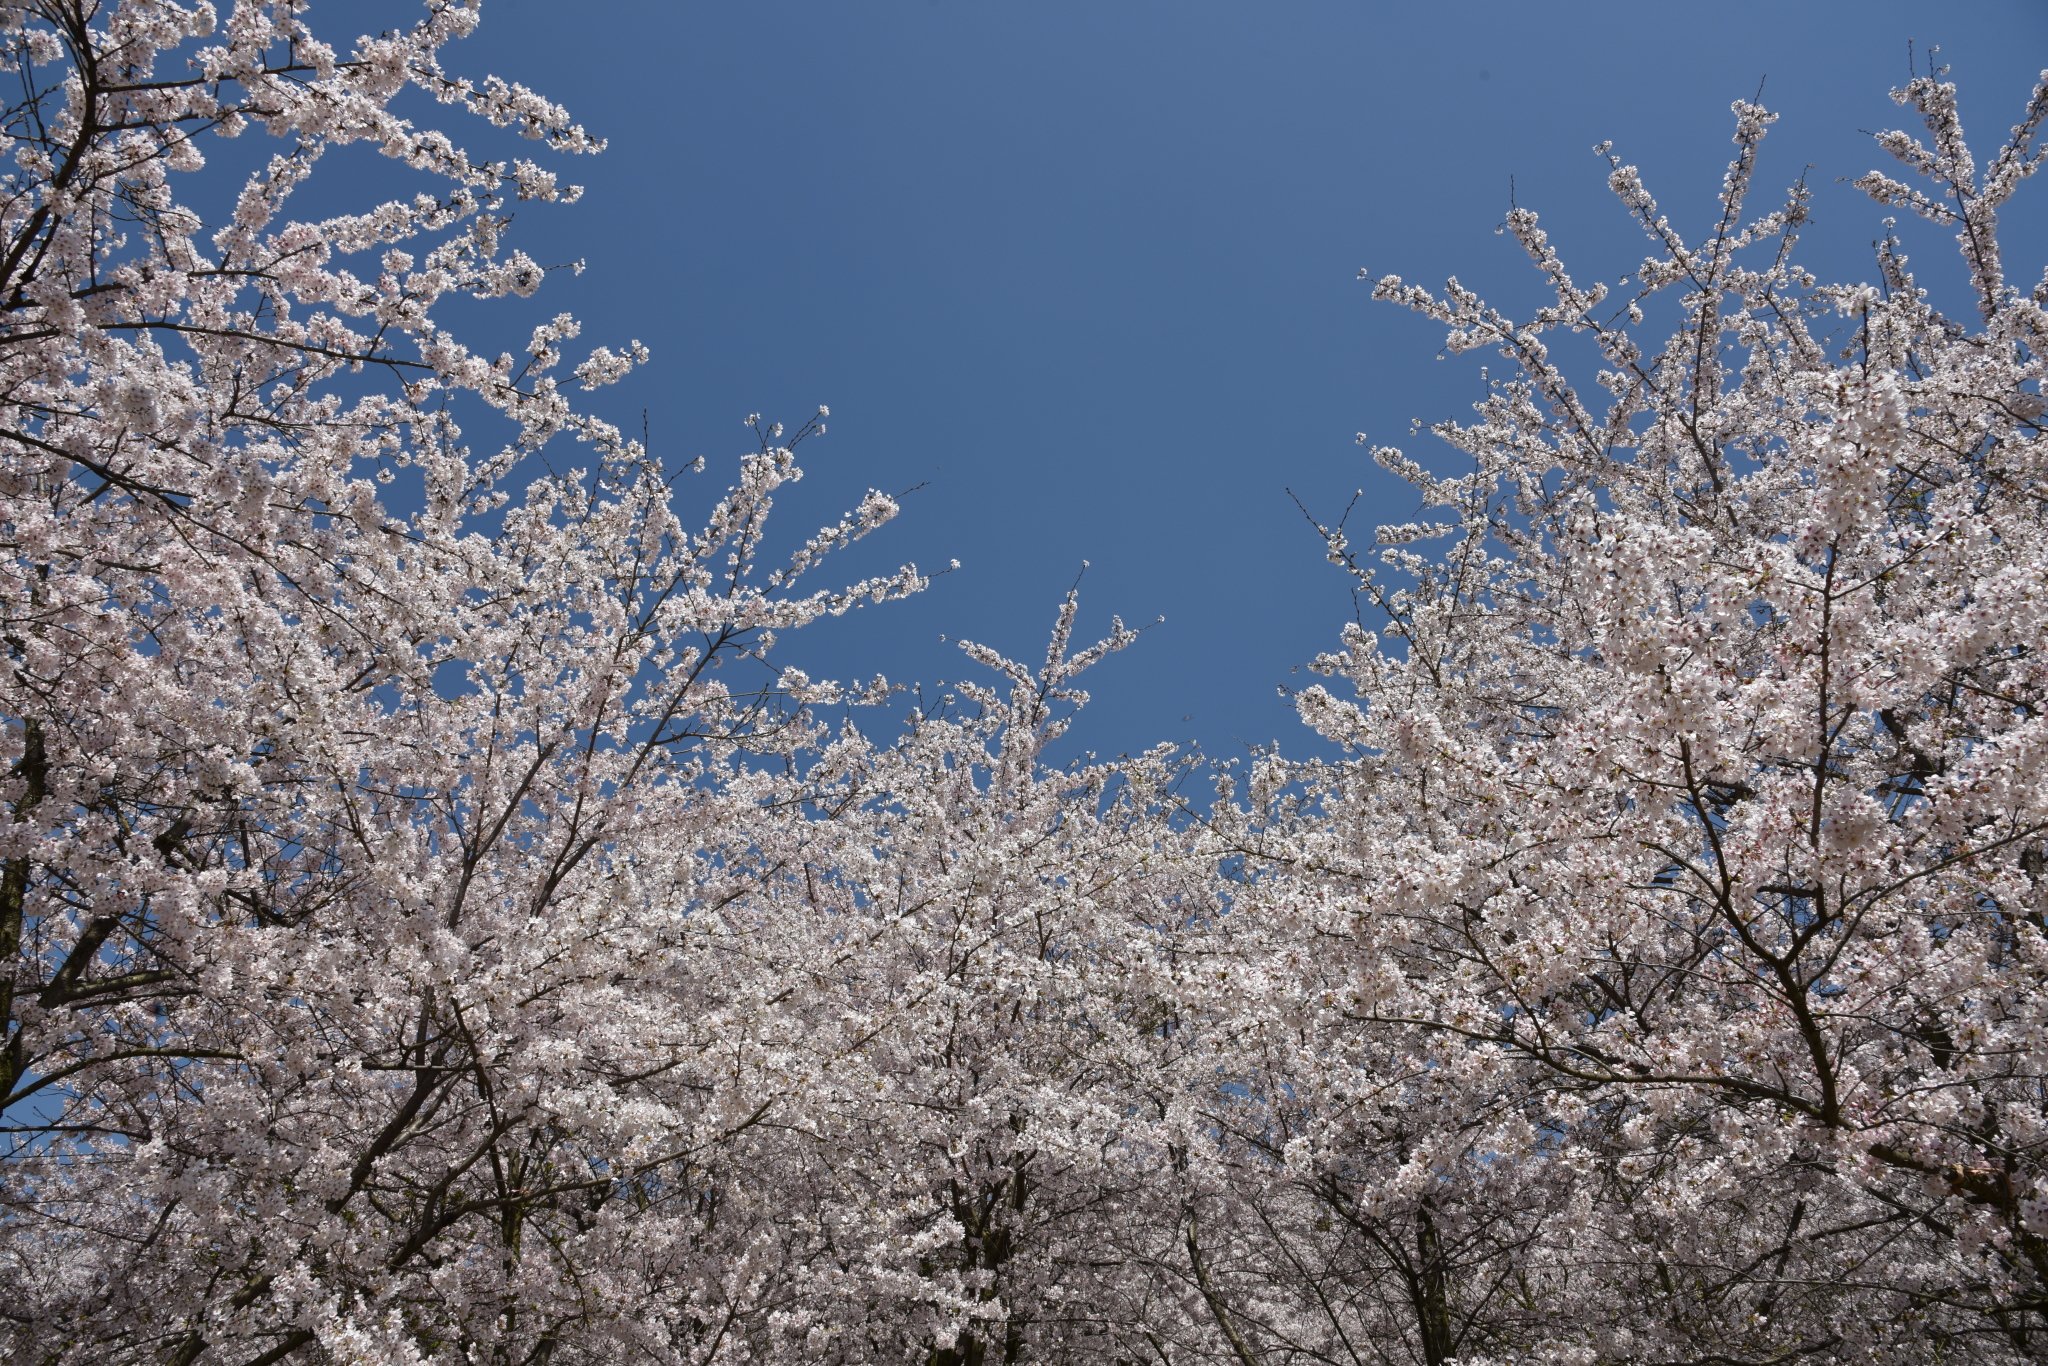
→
(434, 1, 2047, 762)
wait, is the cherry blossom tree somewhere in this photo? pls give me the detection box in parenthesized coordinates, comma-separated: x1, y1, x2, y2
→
(8, 2, 2048, 1363)
(0, 2, 941, 1360)
(1217, 68, 2048, 1363)
(711, 598, 1223, 1364)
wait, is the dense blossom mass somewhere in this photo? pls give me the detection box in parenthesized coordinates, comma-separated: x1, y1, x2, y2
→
(0, 3, 2044, 1363)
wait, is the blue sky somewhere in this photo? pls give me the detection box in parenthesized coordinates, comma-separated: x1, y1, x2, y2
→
(435, 0, 2047, 762)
